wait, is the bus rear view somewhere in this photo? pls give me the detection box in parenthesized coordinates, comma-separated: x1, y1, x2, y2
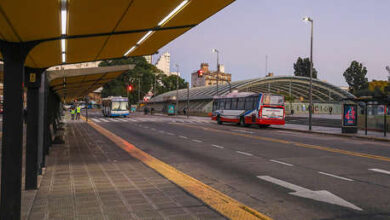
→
(259, 94, 285, 126)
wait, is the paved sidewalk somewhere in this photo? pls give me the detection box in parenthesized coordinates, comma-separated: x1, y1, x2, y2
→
(273, 123, 390, 141)
(27, 120, 225, 220)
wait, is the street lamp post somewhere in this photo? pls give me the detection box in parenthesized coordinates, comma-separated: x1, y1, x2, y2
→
(303, 16, 314, 131)
(175, 64, 179, 116)
(212, 49, 220, 96)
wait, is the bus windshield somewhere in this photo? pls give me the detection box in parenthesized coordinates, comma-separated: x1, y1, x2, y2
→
(112, 101, 128, 111)
(262, 94, 284, 106)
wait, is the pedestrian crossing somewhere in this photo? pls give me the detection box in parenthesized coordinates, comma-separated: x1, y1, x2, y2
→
(88, 117, 214, 125)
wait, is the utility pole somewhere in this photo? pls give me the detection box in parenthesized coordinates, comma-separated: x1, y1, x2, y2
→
(175, 64, 179, 116)
(138, 77, 141, 103)
(213, 49, 220, 96)
(265, 55, 268, 76)
(187, 82, 189, 119)
(303, 16, 314, 131)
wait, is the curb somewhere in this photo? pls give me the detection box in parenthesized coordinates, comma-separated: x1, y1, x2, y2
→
(271, 126, 390, 143)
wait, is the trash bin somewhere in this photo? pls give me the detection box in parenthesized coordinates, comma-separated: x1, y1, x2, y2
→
(342, 104, 358, 133)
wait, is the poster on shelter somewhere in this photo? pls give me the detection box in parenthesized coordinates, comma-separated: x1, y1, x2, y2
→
(343, 104, 357, 126)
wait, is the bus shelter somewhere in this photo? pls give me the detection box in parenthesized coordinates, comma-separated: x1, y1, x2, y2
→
(0, 1, 235, 219)
(343, 97, 390, 137)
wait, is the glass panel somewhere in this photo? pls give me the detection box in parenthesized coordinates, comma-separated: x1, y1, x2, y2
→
(225, 99, 232, 110)
(238, 98, 245, 110)
(231, 98, 238, 110)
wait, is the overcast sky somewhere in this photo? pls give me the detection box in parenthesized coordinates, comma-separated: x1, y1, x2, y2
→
(154, 0, 390, 86)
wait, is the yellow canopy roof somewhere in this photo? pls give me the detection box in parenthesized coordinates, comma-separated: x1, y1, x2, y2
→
(0, 0, 235, 68)
(48, 64, 135, 101)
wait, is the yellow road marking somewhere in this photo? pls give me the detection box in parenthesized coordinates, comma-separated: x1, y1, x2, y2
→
(175, 123, 390, 163)
(82, 116, 272, 220)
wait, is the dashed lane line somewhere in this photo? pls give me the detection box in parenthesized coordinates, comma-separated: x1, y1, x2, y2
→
(167, 132, 175, 136)
(175, 123, 390, 163)
(100, 119, 109, 122)
(91, 118, 101, 123)
(369, 168, 390, 175)
(211, 144, 224, 149)
(318, 172, 354, 182)
(236, 151, 253, 156)
(178, 135, 188, 139)
(81, 116, 271, 220)
(270, 160, 293, 167)
(192, 139, 202, 143)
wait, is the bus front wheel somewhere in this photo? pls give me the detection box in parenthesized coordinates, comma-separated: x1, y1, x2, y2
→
(258, 124, 270, 128)
(217, 116, 223, 125)
(240, 117, 249, 127)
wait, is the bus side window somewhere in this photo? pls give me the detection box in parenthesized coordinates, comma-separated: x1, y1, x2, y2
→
(225, 99, 232, 110)
(238, 98, 245, 110)
(231, 98, 238, 110)
(244, 97, 252, 110)
(220, 99, 225, 110)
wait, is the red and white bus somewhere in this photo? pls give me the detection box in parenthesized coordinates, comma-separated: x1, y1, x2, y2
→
(211, 92, 285, 127)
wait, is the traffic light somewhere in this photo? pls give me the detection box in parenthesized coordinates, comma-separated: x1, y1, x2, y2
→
(197, 70, 204, 78)
(127, 85, 133, 92)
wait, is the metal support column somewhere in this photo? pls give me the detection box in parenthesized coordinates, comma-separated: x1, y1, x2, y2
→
(0, 41, 36, 220)
(384, 105, 387, 137)
(25, 68, 44, 190)
(365, 104, 368, 135)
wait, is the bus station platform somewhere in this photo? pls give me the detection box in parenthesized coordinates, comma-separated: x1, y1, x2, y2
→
(23, 119, 225, 220)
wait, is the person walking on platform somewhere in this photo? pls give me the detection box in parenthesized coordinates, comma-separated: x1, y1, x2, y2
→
(76, 105, 81, 120)
(70, 107, 76, 120)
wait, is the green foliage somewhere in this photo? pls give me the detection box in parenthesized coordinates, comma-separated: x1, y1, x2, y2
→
(100, 57, 187, 104)
(293, 57, 318, 78)
(343, 61, 369, 96)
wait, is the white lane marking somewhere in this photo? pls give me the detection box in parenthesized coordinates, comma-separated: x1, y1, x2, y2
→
(232, 129, 255, 134)
(100, 119, 109, 122)
(91, 118, 101, 123)
(318, 172, 354, 182)
(151, 128, 156, 131)
(167, 132, 175, 136)
(192, 139, 202, 143)
(158, 130, 165, 134)
(178, 135, 188, 139)
(144, 126, 149, 129)
(257, 175, 362, 211)
(118, 119, 127, 122)
(211, 144, 224, 149)
(127, 118, 137, 122)
(108, 118, 118, 122)
(236, 151, 253, 156)
(270, 160, 293, 167)
(369, 168, 390, 175)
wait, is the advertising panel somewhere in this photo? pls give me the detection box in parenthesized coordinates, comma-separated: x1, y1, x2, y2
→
(343, 104, 357, 126)
(262, 107, 284, 119)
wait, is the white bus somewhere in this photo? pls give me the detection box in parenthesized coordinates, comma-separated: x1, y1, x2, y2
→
(102, 96, 129, 117)
(211, 92, 285, 127)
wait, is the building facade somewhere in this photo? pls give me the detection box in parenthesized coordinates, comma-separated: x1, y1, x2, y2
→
(155, 52, 171, 76)
(191, 63, 231, 87)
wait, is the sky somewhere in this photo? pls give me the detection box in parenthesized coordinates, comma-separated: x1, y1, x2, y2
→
(153, 0, 390, 86)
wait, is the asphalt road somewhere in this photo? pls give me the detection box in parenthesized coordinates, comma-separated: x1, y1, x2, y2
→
(84, 111, 390, 220)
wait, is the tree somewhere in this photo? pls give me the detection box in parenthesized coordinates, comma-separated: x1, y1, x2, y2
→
(343, 61, 368, 96)
(100, 57, 188, 104)
(293, 57, 318, 78)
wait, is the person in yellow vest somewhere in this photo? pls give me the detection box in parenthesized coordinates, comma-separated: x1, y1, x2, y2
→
(70, 107, 76, 120)
(76, 105, 81, 120)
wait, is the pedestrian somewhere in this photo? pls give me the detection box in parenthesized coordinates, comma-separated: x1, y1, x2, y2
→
(70, 107, 75, 120)
(76, 105, 81, 120)
(329, 106, 333, 115)
(183, 107, 187, 115)
(151, 107, 154, 115)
